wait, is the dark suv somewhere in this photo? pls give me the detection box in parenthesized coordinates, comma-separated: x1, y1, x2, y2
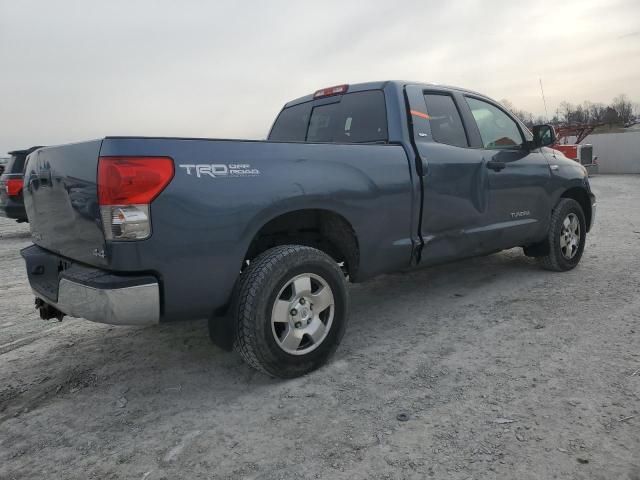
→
(0, 146, 43, 222)
(0, 157, 9, 176)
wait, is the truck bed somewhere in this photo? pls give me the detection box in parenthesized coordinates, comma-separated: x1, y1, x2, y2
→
(23, 137, 416, 321)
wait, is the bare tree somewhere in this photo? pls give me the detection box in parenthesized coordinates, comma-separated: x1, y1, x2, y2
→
(533, 115, 546, 125)
(499, 99, 514, 111)
(558, 101, 574, 123)
(603, 106, 619, 128)
(500, 99, 534, 127)
(496, 95, 637, 129)
(632, 103, 640, 124)
(573, 104, 586, 124)
(589, 103, 606, 123)
(612, 94, 633, 124)
(581, 101, 593, 124)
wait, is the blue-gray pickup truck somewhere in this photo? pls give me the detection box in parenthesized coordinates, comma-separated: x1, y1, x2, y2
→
(21, 81, 596, 377)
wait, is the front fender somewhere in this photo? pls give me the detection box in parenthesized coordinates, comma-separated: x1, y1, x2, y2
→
(546, 154, 594, 230)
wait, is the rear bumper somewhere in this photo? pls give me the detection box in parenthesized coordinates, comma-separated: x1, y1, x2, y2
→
(41, 279, 160, 325)
(584, 163, 599, 176)
(21, 244, 160, 325)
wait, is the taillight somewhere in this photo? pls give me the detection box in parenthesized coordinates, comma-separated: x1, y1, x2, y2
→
(98, 156, 173, 241)
(6, 178, 23, 197)
(98, 157, 173, 205)
(313, 84, 349, 99)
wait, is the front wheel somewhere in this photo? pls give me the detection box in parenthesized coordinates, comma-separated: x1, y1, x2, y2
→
(538, 198, 587, 271)
(233, 245, 349, 378)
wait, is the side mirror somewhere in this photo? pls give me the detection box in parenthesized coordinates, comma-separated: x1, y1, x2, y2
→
(532, 124, 556, 148)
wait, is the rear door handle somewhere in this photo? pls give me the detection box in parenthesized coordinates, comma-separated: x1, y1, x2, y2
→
(486, 160, 506, 172)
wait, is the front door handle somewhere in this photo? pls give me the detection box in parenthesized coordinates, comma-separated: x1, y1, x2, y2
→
(486, 160, 506, 172)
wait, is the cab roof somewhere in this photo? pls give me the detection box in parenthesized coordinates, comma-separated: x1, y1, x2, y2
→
(283, 80, 488, 108)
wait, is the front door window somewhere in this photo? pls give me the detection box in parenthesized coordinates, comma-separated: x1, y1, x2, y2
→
(465, 97, 523, 149)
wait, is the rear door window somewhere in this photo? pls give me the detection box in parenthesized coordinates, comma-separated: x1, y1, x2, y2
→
(422, 93, 468, 147)
(269, 90, 388, 143)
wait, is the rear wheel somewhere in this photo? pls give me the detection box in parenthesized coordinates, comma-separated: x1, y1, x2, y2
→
(233, 245, 348, 378)
(538, 198, 586, 271)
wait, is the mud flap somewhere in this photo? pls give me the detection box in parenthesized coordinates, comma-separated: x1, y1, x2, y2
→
(208, 313, 234, 351)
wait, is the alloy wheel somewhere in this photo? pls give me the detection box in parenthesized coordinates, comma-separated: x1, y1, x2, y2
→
(560, 213, 581, 259)
(270, 273, 335, 355)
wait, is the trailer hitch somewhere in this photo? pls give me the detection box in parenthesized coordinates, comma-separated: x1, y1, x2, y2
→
(34, 297, 65, 321)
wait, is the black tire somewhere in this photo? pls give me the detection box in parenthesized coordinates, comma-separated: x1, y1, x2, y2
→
(538, 198, 586, 271)
(233, 245, 349, 378)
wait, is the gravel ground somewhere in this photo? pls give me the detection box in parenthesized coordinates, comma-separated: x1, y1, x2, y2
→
(1, 175, 639, 480)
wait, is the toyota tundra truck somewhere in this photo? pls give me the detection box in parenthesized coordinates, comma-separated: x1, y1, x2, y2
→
(20, 81, 596, 378)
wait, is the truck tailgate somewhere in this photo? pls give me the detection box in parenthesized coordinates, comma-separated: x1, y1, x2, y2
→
(23, 140, 108, 267)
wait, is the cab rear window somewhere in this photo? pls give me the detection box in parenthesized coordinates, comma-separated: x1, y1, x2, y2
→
(8, 154, 26, 174)
(269, 90, 388, 144)
(268, 102, 312, 142)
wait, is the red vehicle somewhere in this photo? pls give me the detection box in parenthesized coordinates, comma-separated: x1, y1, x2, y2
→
(552, 124, 599, 175)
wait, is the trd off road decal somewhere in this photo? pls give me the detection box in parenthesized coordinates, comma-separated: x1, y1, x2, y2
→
(178, 164, 260, 178)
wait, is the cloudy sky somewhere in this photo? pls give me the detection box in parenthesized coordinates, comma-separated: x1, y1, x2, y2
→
(1, 0, 639, 154)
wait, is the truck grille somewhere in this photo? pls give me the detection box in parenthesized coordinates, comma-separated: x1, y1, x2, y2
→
(579, 145, 593, 165)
